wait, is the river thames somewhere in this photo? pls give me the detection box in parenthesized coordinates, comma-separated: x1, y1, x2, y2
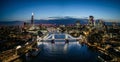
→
(15, 33, 99, 62)
(32, 41, 98, 62)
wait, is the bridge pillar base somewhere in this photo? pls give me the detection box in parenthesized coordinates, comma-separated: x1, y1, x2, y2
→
(65, 39, 69, 43)
(51, 39, 55, 43)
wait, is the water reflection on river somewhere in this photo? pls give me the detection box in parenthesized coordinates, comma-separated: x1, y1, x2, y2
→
(26, 40, 98, 62)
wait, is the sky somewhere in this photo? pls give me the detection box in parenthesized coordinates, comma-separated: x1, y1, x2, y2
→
(0, 0, 120, 22)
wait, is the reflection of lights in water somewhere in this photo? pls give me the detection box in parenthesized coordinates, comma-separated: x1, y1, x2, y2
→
(76, 41, 79, 44)
(38, 41, 82, 55)
(63, 44, 68, 53)
(43, 42, 50, 46)
(76, 41, 82, 48)
(37, 42, 43, 45)
(51, 43, 55, 52)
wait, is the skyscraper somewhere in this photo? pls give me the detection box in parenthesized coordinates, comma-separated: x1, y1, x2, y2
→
(88, 16, 95, 26)
(31, 12, 34, 25)
(89, 16, 94, 24)
(75, 20, 80, 28)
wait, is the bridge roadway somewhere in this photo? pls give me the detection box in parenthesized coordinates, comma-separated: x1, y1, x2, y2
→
(37, 33, 82, 41)
(0, 40, 37, 62)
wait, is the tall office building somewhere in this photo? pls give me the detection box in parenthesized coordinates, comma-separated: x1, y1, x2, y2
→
(31, 12, 34, 25)
(89, 16, 94, 24)
(75, 21, 80, 28)
(88, 16, 95, 26)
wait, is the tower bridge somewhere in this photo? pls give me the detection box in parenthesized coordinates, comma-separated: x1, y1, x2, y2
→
(37, 33, 83, 42)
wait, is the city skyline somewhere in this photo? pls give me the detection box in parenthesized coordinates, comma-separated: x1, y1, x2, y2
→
(0, 0, 120, 22)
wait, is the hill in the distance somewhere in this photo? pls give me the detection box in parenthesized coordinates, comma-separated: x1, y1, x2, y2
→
(0, 17, 119, 26)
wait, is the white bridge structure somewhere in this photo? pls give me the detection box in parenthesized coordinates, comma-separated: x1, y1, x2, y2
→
(37, 33, 83, 41)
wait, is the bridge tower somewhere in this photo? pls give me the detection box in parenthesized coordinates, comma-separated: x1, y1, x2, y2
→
(51, 34, 55, 43)
(65, 34, 69, 43)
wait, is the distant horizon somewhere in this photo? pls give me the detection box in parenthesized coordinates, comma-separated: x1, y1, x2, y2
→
(0, 16, 120, 23)
(0, 0, 120, 22)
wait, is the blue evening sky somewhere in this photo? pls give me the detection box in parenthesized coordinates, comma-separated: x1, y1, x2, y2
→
(0, 0, 120, 22)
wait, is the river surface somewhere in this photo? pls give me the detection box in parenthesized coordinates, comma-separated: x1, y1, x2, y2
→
(32, 41, 98, 62)
(15, 33, 99, 62)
